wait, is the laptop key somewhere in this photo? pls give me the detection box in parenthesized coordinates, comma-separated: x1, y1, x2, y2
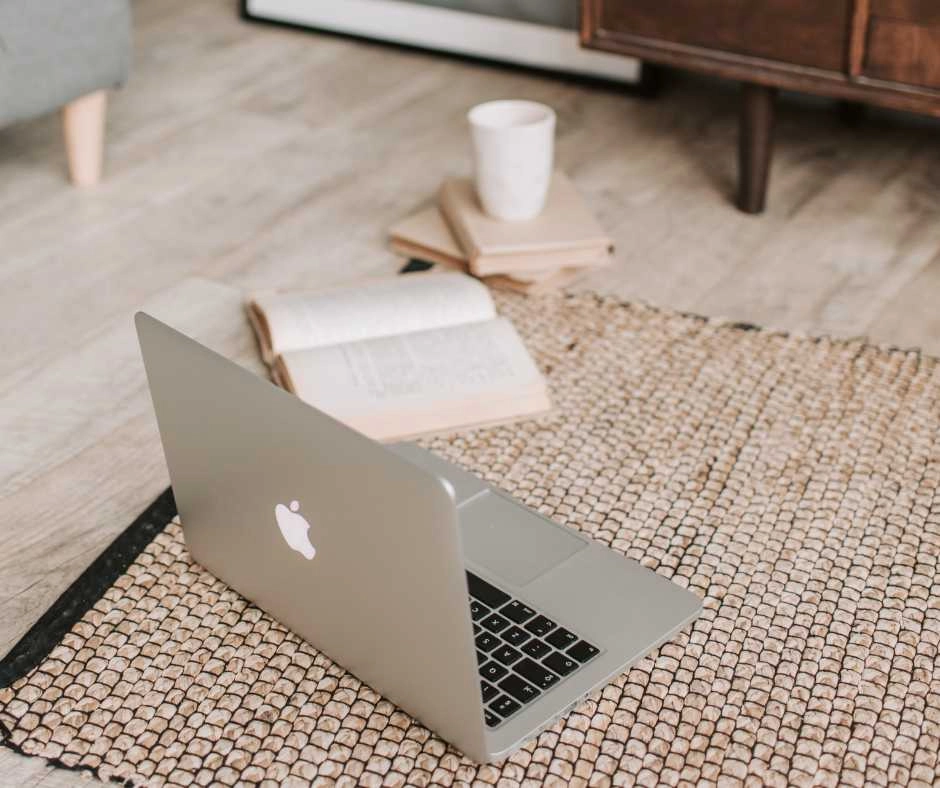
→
(484, 709, 501, 727)
(567, 640, 601, 663)
(480, 661, 509, 682)
(515, 657, 560, 690)
(501, 600, 536, 624)
(503, 626, 530, 647)
(476, 632, 499, 652)
(524, 615, 557, 638)
(498, 673, 540, 704)
(491, 695, 521, 719)
(492, 645, 523, 666)
(546, 627, 578, 650)
(481, 613, 511, 634)
(521, 639, 551, 659)
(481, 680, 499, 703)
(543, 651, 578, 677)
(476, 650, 486, 665)
(467, 572, 511, 608)
(470, 600, 489, 621)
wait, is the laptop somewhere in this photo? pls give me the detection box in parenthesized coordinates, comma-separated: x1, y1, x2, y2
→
(135, 312, 701, 762)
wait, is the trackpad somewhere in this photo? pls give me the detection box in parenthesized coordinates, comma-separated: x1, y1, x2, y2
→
(458, 492, 587, 587)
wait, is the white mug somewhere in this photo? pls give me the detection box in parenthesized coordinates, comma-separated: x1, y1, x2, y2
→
(468, 100, 556, 222)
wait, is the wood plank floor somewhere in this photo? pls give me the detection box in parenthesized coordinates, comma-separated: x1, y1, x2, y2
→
(1, 0, 938, 783)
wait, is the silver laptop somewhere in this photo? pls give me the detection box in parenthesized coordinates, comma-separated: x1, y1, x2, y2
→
(136, 312, 701, 762)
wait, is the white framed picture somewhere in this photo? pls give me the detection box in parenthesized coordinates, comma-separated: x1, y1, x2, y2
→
(242, 0, 641, 83)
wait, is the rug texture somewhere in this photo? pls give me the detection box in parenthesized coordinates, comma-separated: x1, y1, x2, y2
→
(2, 291, 939, 787)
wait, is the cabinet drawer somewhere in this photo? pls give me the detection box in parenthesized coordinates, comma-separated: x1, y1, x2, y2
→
(864, 18, 940, 89)
(870, 0, 940, 26)
(593, 0, 851, 71)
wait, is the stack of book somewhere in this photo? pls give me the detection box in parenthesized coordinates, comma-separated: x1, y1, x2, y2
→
(389, 171, 612, 294)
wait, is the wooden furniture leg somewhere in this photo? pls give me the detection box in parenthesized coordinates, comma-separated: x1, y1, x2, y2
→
(62, 90, 108, 186)
(737, 83, 777, 214)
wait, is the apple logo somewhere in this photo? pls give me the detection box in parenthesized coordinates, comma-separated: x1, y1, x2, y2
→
(274, 500, 316, 560)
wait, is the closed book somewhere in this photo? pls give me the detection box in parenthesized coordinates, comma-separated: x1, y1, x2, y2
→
(388, 206, 467, 270)
(438, 172, 612, 277)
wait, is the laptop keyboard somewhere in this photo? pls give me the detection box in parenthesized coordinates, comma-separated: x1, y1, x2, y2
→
(466, 572, 601, 728)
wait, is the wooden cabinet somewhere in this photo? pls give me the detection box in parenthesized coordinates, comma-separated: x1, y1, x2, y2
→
(581, 0, 940, 212)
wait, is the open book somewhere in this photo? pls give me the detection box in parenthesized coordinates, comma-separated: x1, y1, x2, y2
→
(246, 273, 552, 442)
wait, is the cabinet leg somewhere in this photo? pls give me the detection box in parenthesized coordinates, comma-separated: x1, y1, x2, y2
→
(737, 83, 777, 214)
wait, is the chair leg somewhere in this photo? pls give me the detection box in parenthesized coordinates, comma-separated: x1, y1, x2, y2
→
(737, 83, 777, 214)
(62, 90, 108, 186)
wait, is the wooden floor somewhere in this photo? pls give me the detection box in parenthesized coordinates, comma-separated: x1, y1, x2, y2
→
(1, 0, 938, 783)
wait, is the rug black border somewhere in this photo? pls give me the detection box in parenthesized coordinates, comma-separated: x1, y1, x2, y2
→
(0, 488, 177, 689)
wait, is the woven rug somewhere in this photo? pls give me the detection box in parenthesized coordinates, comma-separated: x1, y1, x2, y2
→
(2, 291, 939, 787)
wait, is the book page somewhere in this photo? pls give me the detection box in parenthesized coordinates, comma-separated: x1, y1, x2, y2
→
(250, 272, 496, 357)
(279, 317, 545, 424)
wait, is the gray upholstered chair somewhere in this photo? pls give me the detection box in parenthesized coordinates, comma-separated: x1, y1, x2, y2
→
(0, 0, 131, 185)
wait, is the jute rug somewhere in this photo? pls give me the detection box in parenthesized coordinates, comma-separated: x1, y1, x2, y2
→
(2, 291, 939, 787)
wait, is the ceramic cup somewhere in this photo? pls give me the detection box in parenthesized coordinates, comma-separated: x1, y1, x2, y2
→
(468, 100, 556, 222)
